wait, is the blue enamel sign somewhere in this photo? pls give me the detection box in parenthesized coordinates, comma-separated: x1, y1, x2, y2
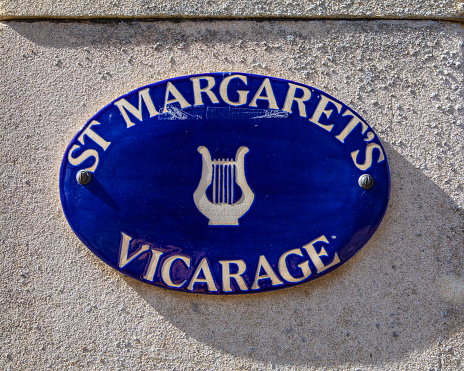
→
(60, 73, 390, 294)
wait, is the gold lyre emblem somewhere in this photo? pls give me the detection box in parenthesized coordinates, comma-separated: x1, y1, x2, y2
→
(193, 146, 255, 225)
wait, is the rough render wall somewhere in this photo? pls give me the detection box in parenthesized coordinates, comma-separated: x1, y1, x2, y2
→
(1, 0, 464, 20)
(0, 20, 463, 370)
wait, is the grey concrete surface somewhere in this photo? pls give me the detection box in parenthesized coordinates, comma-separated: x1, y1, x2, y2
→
(1, 0, 464, 20)
(0, 20, 463, 370)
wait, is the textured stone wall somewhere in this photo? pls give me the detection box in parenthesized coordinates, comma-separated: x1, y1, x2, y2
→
(1, 0, 464, 20)
(1, 15, 463, 371)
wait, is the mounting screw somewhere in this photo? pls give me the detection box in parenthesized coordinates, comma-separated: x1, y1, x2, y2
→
(76, 170, 91, 185)
(358, 174, 374, 189)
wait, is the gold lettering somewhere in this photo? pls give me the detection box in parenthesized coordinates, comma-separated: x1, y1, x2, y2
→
(219, 74, 249, 106)
(142, 249, 164, 281)
(335, 110, 368, 143)
(187, 258, 218, 292)
(302, 235, 340, 274)
(161, 255, 191, 288)
(67, 145, 99, 172)
(191, 76, 219, 106)
(249, 78, 279, 109)
(118, 232, 150, 269)
(251, 255, 283, 290)
(78, 120, 111, 150)
(351, 142, 385, 171)
(282, 83, 311, 117)
(164, 82, 191, 112)
(309, 95, 342, 132)
(219, 260, 248, 292)
(278, 248, 312, 283)
(114, 88, 159, 128)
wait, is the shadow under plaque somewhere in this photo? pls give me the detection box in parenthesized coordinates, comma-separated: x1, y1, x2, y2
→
(124, 144, 464, 368)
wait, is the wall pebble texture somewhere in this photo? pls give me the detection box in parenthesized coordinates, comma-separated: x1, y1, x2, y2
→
(1, 0, 464, 20)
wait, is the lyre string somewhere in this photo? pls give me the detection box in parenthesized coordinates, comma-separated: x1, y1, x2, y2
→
(211, 159, 236, 204)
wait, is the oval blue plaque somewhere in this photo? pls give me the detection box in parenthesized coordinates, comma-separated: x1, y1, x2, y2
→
(60, 73, 390, 294)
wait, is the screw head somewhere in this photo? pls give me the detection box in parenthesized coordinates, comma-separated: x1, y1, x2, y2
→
(76, 170, 91, 185)
(358, 174, 374, 190)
